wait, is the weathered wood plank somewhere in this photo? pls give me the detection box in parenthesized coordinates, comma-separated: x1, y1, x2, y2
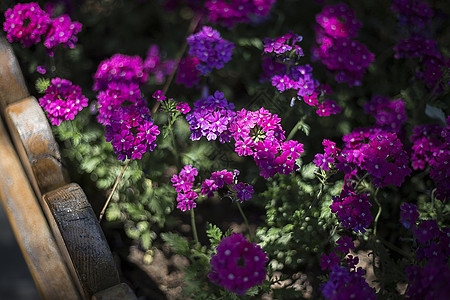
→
(0, 116, 81, 300)
(91, 283, 138, 300)
(43, 183, 121, 298)
(5, 97, 69, 197)
(0, 35, 29, 114)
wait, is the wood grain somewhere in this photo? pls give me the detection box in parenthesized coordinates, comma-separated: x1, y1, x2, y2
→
(5, 97, 69, 197)
(0, 116, 81, 300)
(0, 35, 29, 114)
(43, 183, 121, 298)
(91, 283, 138, 300)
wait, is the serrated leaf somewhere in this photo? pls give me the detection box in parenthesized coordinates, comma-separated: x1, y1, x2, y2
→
(140, 231, 152, 250)
(161, 233, 190, 256)
(206, 223, 223, 247)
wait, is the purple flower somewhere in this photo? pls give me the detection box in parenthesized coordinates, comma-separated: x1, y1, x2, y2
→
(171, 165, 199, 211)
(206, 0, 276, 28)
(336, 236, 354, 253)
(187, 26, 234, 75)
(175, 56, 201, 88)
(93, 54, 148, 91)
(313, 153, 335, 171)
(36, 65, 47, 74)
(315, 3, 362, 39)
(209, 233, 268, 295)
(96, 82, 145, 126)
(152, 90, 166, 102)
(144, 44, 175, 84)
(391, 0, 434, 29)
(232, 183, 254, 202)
(43, 14, 82, 56)
(263, 32, 304, 60)
(400, 203, 419, 229)
(176, 102, 191, 114)
(38, 78, 88, 126)
(316, 99, 342, 117)
(364, 96, 406, 133)
(322, 265, 376, 300)
(186, 91, 236, 143)
(3, 3, 51, 47)
(320, 252, 340, 271)
(104, 105, 159, 161)
(330, 188, 373, 234)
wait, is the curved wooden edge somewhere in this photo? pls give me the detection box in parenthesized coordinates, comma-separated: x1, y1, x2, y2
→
(43, 183, 121, 298)
(91, 283, 138, 300)
(0, 116, 81, 300)
(4, 97, 70, 197)
(0, 35, 29, 115)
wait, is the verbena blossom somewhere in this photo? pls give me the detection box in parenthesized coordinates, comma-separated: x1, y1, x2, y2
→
(360, 132, 411, 188)
(104, 105, 159, 161)
(232, 182, 254, 202)
(363, 95, 407, 133)
(175, 56, 201, 87)
(391, 0, 434, 29)
(187, 26, 235, 75)
(321, 265, 376, 300)
(312, 3, 374, 87)
(263, 32, 304, 61)
(315, 3, 362, 39)
(93, 54, 148, 91)
(314, 139, 340, 171)
(3, 3, 51, 47)
(209, 233, 268, 295)
(96, 82, 145, 125)
(401, 205, 450, 298)
(144, 44, 175, 84)
(43, 14, 82, 56)
(336, 236, 354, 254)
(186, 91, 237, 143)
(410, 123, 444, 170)
(38, 77, 88, 126)
(200, 169, 254, 202)
(171, 165, 199, 211)
(316, 99, 341, 117)
(176, 102, 191, 114)
(205, 0, 276, 28)
(230, 107, 304, 178)
(330, 187, 373, 233)
(320, 252, 340, 271)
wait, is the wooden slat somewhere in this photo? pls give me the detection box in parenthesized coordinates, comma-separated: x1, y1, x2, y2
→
(0, 116, 81, 300)
(0, 35, 29, 114)
(91, 283, 138, 300)
(43, 183, 121, 298)
(5, 97, 69, 197)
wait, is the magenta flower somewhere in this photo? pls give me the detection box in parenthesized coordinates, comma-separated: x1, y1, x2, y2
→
(3, 3, 51, 47)
(175, 56, 201, 87)
(43, 14, 82, 56)
(176, 102, 191, 114)
(38, 78, 88, 126)
(364, 96, 406, 133)
(209, 233, 268, 295)
(315, 3, 362, 39)
(171, 165, 199, 211)
(93, 54, 148, 91)
(104, 105, 159, 161)
(336, 236, 355, 254)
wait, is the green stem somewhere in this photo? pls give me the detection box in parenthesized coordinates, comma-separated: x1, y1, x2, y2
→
(237, 202, 254, 242)
(286, 113, 308, 141)
(190, 208, 199, 245)
(354, 172, 369, 191)
(373, 188, 381, 237)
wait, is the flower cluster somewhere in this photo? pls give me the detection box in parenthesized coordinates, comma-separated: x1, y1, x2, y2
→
(400, 203, 450, 299)
(312, 3, 374, 86)
(230, 107, 304, 178)
(330, 188, 373, 233)
(209, 233, 268, 295)
(175, 56, 201, 88)
(144, 44, 175, 84)
(360, 132, 411, 188)
(96, 82, 145, 125)
(314, 139, 340, 171)
(261, 33, 341, 117)
(3, 2, 81, 55)
(38, 78, 88, 126)
(410, 119, 449, 201)
(337, 129, 411, 188)
(171, 165, 199, 211)
(263, 32, 304, 61)
(186, 91, 237, 143)
(322, 265, 376, 300)
(93, 54, 148, 91)
(104, 105, 160, 161)
(187, 26, 235, 75)
(363, 95, 406, 133)
(392, 3, 448, 93)
(206, 0, 276, 28)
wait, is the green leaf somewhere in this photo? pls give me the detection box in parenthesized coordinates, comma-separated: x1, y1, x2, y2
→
(140, 231, 153, 250)
(425, 104, 446, 125)
(35, 78, 51, 94)
(161, 233, 190, 256)
(206, 223, 223, 247)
